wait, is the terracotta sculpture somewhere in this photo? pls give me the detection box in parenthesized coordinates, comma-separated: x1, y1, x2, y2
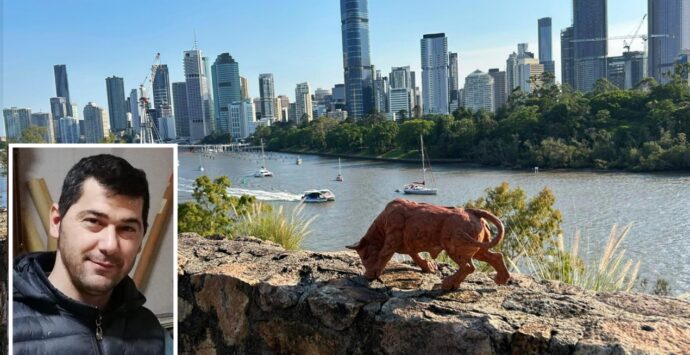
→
(347, 198, 509, 290)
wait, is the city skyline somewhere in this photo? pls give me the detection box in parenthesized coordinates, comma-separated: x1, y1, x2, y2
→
(3, 0, 649, 120)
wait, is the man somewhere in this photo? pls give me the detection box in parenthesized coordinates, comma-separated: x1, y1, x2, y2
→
(13, 154, 165, 354)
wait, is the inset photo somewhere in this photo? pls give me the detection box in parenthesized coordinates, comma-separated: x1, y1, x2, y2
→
(9, 144, 175, 354)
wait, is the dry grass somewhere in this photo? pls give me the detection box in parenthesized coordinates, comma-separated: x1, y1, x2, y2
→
(234, 202, 316, 250)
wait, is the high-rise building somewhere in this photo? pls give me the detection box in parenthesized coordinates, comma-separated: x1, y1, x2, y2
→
(573, 0, 608, 92)
(3, 107, 31, 140)
(607, 51, 647, 89)
(648, 0, 690, 84)
(202, 56, 215, 134)
(506, 43, 537, 92)
(129, 89, 140, 134)
(184, 48, 211, 141)
(373, 70, 389, 113)
(488, 69, 507, 111)
(105, 76, 128, 132)
(83, 102, 109, 143)
(389, 66, 411, 90)
(517, 57, 544, 94)
(211, 53, 242, 134)
(253, 98, 262, 120)
(388, 66, 412, 119)
(295, 82, 313, 124)
(538, 17, 556, 77)
(340, 0, 374, 119)
(153, 64, 172, 121)
(463, 70, 494, 113)
(421, 33, 449, 114)
(54, 65, 73, 117)
(30, 112, 54, 143)
(49, 97, 67, 142)
(561, 26, 576, 88)
(410, 71, 422, 116)
(229, 99, 255, 140)
(240, 76, 249, 100)
(157, 116, 177, 140)
(277, 95, 290, 121)
(172, 82, 189, 138)
(258, 73, 276, 119)
(58, 117, 80, 143)
(449, 52, 459, 103)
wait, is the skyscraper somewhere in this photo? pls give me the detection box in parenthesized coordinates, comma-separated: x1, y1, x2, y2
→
(54, 65, 72, 117)
(573, 0, 608, 92)
(648, 0, 690, 84)
(3, 107, 31, 140)
(448, 52, 459, 104)
(259, 73, 276, 119)
(211, 53, 241, 134)
(488, 69, 507, 111)
(30, 112, 54, 143)
(240, 76, 249, 100)
(421, 33, 449, 115)
(105, 76, 128, 132)
(389, 66, 412, 119)
(463, 70, 494, 113)
(561, 26, 576, 88)
(172, 82, 189, 138)
(373, 70, 389, 114)
(184, 48, 210, 141)
(153, 64, 172, 120)
(83, 102, 110, 143)
(538, 17, 556, 76)
(58, 117, 80, 143)
(340, 0, 374, 119)
(229, 100, 255, 140)
(129, 89, 140, 134)
(295, 82, 313, 124)
(607, 51, 647, 89)
(49, 97, 67, 142)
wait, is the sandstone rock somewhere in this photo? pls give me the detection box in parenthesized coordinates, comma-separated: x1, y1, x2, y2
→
(178, 234, 690, 354)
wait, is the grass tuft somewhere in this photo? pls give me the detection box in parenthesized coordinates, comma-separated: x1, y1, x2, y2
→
(234, 202, 316, 250)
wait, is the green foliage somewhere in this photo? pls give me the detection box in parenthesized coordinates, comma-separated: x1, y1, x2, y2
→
(18, 126, 48, 143)
(234, 203, 315, 250)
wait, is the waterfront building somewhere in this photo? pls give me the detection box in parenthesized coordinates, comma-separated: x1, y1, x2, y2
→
(340, 0, 374, 119)
(463, 70, 494, 113)
(211, 53, 242, 134)
(421, 33, 449, 114)
(83, 102, 109, 143)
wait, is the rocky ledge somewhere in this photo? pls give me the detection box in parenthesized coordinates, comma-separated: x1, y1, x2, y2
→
(178, 233, 690, 354)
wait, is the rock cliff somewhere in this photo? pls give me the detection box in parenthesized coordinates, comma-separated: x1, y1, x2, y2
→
(178, 233, 690, 354)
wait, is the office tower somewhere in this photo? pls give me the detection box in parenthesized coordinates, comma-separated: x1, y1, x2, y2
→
(83, 102, 110, 143)
(538, 17, 556, 77)
(295, 82, 313, 124)
(561, 26, 576, 88)
(240, 76, 249, 100)
(388, 66, 412, 119)
(105, 76, 128, 132)
(49, 97, 67, 142)
(488, 69, 507, 110)
(229, 99, 255, 140)
(30, 112, 54, 143)
(202, 56, 215, 133)
(3, 107, 31, 140)
(517, 57, 544, 94)
(389, 66, 411, 89)
(54, 65, 73, 117)
(172, 82, 189, 138)
(573, 0, 607, 92)
(463, 70, 495, 113)
(607, 51, 647, 89)
(421, 33, 450, 114)
(410, 71, 421, 116)
(253, 98, 262, 120)
(153, 64, 172, 121)
(449, 52, 459, 103)
(157, 116, 177, 140)
(373, 70, 389, 113)
(274, 97, 284, 122)
(129, 89, 140, 133)
(184, 48, 210, 141)
(649, 0, 690, 84)
(331, 84, 346, 111)
(341, 0, 374, 119)
(277, 95, 290, 121)
(211, 53, 242, 134)
(258, 73, 276, 119)
(288, 103, 297, 123)
(58, 117, 80, 143)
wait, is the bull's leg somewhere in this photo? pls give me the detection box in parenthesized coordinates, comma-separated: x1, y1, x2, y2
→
(410, 253, 438, 273)
(365, 248, 396, 279)
(441, 256, 475, 290)
(473, 249, 510, 285)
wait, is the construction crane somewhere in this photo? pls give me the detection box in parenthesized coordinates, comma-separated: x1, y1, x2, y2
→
(623, 14, 647, 52)
(138, 53, 161, 144)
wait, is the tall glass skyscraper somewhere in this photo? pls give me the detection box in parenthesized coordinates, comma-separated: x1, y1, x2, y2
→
(340, 0, 374, 119)
(648, 0, 690, 84)
(211, 53, 241, 134)
(105, 76, 127, 132)
(54, 65, 73, 117)
(538, 17, 556, 76)
(561, 26, 576, 88)
(259, 73, 276, 119)
(573, 0, 607, 92)
(421, 33, 449, 115)
(184, 48, 210, 141)
(153, 64, 172, 120)
(172, 82, 189, 138)
(448, 52, 459, 103)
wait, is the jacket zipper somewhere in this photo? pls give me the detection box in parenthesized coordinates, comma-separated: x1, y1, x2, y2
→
(95, 311, 103, 341)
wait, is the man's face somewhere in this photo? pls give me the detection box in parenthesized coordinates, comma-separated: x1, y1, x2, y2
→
(52, 177, 145, 297)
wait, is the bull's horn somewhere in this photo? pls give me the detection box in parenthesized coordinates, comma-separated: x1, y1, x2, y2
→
(346, 242, 360, 250)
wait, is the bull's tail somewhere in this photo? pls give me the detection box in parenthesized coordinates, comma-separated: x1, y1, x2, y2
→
(467, 208, 505, 249)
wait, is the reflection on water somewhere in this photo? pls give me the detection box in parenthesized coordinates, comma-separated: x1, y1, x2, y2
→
(178, 150, 690, 294)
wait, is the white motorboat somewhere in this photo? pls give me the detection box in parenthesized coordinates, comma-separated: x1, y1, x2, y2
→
(254, 139, 273, 177)
(335, 158, 343, 181)
(302, 189, 336, 203)
(403, 135, 438, 195)
(296, 156, 302, 165)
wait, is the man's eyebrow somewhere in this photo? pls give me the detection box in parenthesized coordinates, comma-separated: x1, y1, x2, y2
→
(77, 210, 143, 229)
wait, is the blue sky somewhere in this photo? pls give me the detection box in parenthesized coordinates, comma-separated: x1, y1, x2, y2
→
(2, 0, 648, 125)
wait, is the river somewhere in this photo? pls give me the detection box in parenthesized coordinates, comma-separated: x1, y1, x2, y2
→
(178, 150, 690, 294)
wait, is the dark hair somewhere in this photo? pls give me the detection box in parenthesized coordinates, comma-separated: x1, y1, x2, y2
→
(58, 154, 150, 233)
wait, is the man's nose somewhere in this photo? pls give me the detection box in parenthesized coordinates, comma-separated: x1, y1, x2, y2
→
(98, 225, 118, 254)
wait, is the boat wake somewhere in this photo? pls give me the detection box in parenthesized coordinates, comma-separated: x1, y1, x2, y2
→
(178, 177, 302, 202)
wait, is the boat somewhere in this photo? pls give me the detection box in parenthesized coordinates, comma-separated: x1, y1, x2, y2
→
(198, 155, 205, 172)
(403, 135, 438, 195)
(302, 189, 336, 203)
(296, 156, 302, 165)
(335, 158, 343, 181)
(254, 139, 273, 177)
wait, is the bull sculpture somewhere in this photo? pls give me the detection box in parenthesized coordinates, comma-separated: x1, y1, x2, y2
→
(347, 199, 509, 290)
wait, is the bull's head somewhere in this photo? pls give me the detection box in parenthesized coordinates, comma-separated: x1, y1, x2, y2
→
(346, 239, 380, 279)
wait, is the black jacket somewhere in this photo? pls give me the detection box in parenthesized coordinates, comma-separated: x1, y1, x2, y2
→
(13, 252, 165, 355)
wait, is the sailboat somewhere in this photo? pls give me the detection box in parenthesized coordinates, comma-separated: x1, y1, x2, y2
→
(335, 158, 343, 181)
(197, 155, 205, 172)
(403, 135, 437, 195)
(296, 156, 302, 165)
(254, 139, 273, 177)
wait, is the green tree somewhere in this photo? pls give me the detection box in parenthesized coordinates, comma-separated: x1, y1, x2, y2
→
(397, 119, 436, 150)
(366, 121, 399, 154)
(18, 126, 48, 143)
